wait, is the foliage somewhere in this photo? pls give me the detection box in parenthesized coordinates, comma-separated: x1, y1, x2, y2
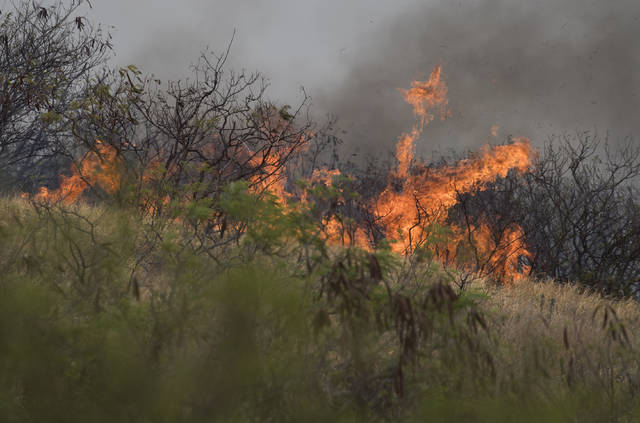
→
(2, 1, 640, 421)
(1, 190, 639, 421)
(0, 0, 112, 191)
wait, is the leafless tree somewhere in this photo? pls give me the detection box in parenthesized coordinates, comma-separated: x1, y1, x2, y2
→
(452, 132, 640, 296)
(0, 0, 112, 190)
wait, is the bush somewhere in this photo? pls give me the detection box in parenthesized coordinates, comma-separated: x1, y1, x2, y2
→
(1, 186, 639, 421)
(0, 0, 112, 191)
(451, 132, 640, 296)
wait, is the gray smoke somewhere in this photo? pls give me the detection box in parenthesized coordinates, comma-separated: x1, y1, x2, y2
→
(85, 0, 411, 111)
(313, 0, 640, 156)
(43, 0, 640, 157)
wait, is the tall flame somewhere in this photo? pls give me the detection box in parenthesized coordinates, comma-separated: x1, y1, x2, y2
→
(23, 66, 534, 282)
(374, 66, 534, 281)
(394, 65, 450, 179)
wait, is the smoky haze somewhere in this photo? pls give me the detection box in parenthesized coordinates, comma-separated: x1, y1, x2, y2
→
(315, 0, 640, 156)
(26, 0, 640, 155)
(84, 0, 416, 110)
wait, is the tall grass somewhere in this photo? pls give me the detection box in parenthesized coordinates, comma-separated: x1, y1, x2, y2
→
(0, 196, 639, 421)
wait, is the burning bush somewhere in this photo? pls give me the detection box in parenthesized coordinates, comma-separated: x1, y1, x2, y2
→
(3, 180, 640, 421)
(4, 1, 640, 421)
(22, 61, 539, 286)
(453, 132, 640, 296)
(25, 46, 640, 297)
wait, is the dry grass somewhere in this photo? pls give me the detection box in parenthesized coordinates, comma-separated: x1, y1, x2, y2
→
(469, 277, 640, 415)
(2, 196, 640, 420)
(479, 277, 640, 347)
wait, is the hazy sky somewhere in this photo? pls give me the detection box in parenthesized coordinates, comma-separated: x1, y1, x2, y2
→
(87, 0, 419, 105)
(9, 0, 640, 155)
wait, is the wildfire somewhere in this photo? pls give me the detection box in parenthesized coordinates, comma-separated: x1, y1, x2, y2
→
(402, 65, 450, 127)
(472, 223, 532, 280)
(305, 168, 371, 247)
(375, 66, 534, 281)
(23, 65, 534, 282)
(394, 65, 450, 179)
(27, 141, 120, 204)
(249, 150, 288, 204)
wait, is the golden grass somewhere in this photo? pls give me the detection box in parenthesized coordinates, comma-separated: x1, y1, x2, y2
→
(1, 196, 640, 420)
(471, 277, 640, 404)
(479, 277, 640, 345)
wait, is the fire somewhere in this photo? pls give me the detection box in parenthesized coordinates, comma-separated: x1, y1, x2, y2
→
(374, 66, 534, 281)
(249, 150, 289, 205)
(29, 141, 120, 204)
(22, 65, 534, 282)
(306, 168, 371, 247)
(471, 223, 532, 281)
(402, 65, 450, 127)
(394, 65, 450, 179)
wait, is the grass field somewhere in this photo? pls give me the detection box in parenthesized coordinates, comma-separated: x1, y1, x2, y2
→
(1, 196, 639, 422)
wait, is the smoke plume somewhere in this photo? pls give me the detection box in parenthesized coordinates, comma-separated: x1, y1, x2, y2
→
(314, 0, 640, 155)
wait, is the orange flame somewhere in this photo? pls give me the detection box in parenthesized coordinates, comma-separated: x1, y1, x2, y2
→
(402, 65, 450, 128)
(394, 65, 450, 179)
(22, 66, 533, 282)
(377, 140, 533, 246)
(374, 66, 534, 281)
(307, 168, 371, 248)
(472, 222, 532, 281)
(29, 141, 120, 204)
(249, 150, 289, 205)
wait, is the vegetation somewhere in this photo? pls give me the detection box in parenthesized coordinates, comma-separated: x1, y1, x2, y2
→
(453, 132, 640, 296)
(2, 1, 640, 421)
(1, 194, 640, 421)
(0, 0, 112, 191)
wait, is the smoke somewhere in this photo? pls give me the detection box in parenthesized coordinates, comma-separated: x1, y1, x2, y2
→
(38, 0, 640, 156)
(86, 0, 414, 109)
(314, 0, 640, 155)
